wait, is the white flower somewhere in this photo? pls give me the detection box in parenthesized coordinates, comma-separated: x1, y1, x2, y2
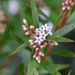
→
(35, 28, 42, 33)
(34, 36, 44, 44)
(39, 31, 47, 40)
(47, 29, 52, 35)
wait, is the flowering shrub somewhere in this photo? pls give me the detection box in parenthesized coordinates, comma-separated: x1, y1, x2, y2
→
(1, 0, 75, 75)
(9, 0, 75, 75)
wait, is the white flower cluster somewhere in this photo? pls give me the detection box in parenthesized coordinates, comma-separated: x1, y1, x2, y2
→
(34, 24, 52, 45)
(22, 19, 58, 63)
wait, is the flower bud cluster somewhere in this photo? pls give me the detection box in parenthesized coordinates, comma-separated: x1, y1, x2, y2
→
(22, 19, 58, 63)
(62, 0, 74, 10)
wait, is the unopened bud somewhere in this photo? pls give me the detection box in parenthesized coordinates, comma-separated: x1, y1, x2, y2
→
(32, 45, 37, 48)
(39, 45, 44, 48)
(62, 6, 66, 10)
(55, 42, 58, 46)
(33, 54, 36, 58)
(30, 42, 34, 45)
(38, 58, 41, 63)
(65, 1, 68, 4)
(62, 3, 65, 5)
(29, 39, 34, 43)
(67, 6, 70, 10)
(30, 25, 35, 30)
(23, 19, 28, 26)
(36, 48, 39, 50)
(25, 32, 31, 35)
(36, 56, 39, 60)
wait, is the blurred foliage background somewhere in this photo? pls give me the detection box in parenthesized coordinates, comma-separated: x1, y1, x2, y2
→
(0, 0, 75, 75)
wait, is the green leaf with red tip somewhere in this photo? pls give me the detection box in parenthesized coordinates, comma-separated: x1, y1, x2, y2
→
(47, 35, 74, 42)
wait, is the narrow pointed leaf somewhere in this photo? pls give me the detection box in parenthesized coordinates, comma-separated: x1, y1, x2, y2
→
(19, 63, 25, 75)
(53, 22, 75, 36)
(26, 3, 50, 21)
(68, 70, 72, 75)
(9, 42, 29, 55)
(52, 9, 66, 31)
(34, 68, 39, 75)
(39, 61, 61, 75)
(53, 69, 59, 75)
(51, 50, 75, 57)
(9, 30, 24, 44)
(47, 35, 74, 42)
(51, 64, 70, 70)
(31, 0, 39, 28)
(27, 57, 36, 75)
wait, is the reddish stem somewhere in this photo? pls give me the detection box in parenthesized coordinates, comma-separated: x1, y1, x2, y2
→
(42, 45, 54, 61)
(58, 10, 69, 29)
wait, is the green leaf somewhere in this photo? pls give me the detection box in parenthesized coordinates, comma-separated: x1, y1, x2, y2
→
(51, 64, 70, 70)
(51, 50, 75, 57)
(9, 42, 29, 55)
(52, 9, 66, 31)
(47, 35, 74, 42)
(18, 63, 25, 75)
(53, 22, 75, 36)
(9, 30, 24, 44)
(34, 68, 39, 75)
(9, 31, 31, 54)
(38, 8, 50, 21)
(67, 11, 75, 24)
(26, 3, 50, 22)
(31, 0, 39, 28)
(52, 68, 59, 75)
(39, 61, 61, 75)
(27, 57, 36, 75)
(68, 70, 72, 75)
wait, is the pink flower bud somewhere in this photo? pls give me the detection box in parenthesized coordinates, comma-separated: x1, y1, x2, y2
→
(30, 25, 35, 30)
(32, 45, 37, 48)
(38, 57, 41, 63)
(39, 45, 44, 48)
(23, 19, 28, 26)
(35, 48, 39, 50)
(25, 32, 31, 35)
(29, 39, 34, 43)
(36, 56, 39, 60)
(53, 41, 58, 46)
(33, 54, 36, 58)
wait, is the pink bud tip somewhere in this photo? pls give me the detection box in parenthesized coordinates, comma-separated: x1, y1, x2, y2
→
(25, 32, 31, 35)
(23, 19, 28, 26)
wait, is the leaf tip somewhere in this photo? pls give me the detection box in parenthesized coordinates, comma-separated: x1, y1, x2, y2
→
(9, 30, 11, 33)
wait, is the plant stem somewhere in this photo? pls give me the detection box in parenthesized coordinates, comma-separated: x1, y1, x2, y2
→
(58, 10, 69, 29)
(42, 45, 54, 62)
